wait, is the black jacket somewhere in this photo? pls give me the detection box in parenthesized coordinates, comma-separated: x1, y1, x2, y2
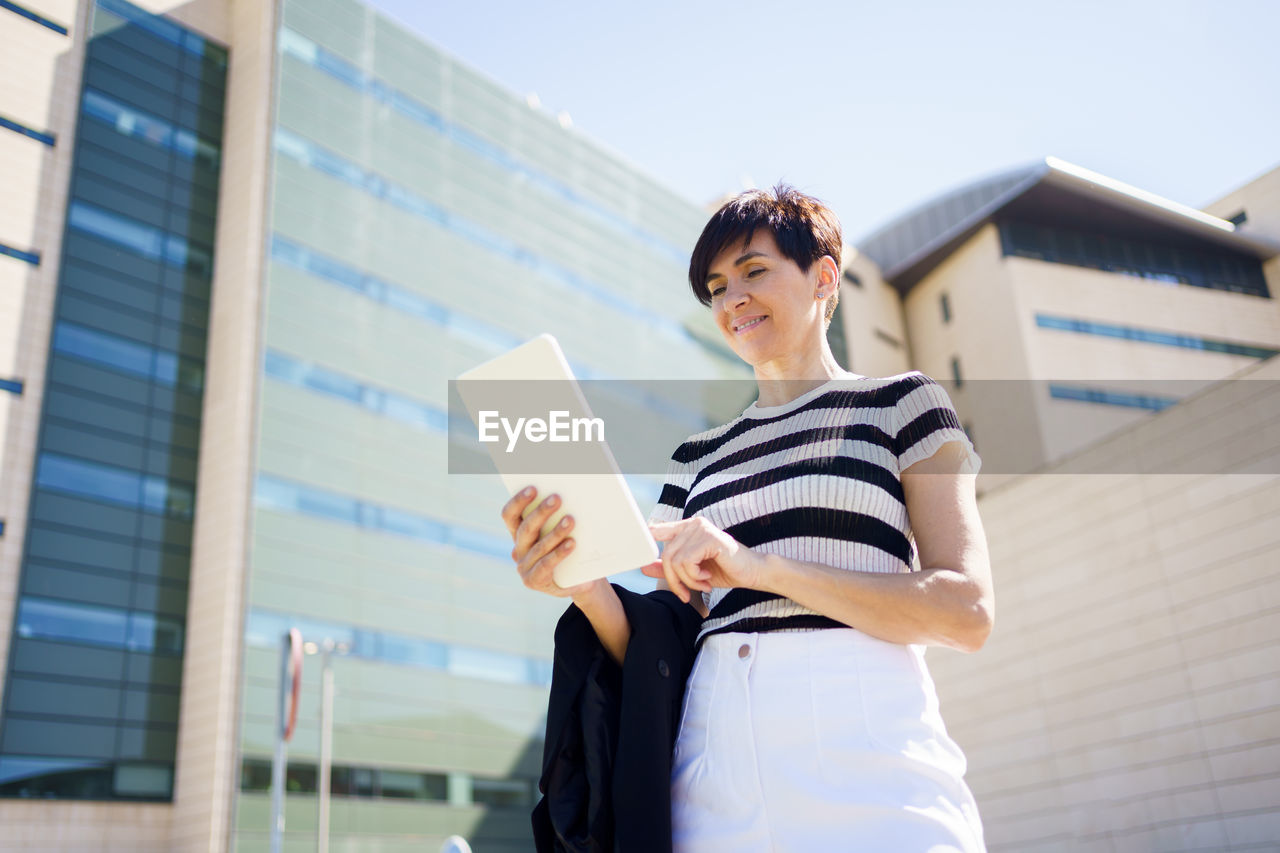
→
(532, 585, 703, 853)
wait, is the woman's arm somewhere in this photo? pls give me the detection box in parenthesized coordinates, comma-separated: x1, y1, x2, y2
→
(764, 442, 992, 652)
(569, 582, 631, 665)
(647, 442, 994, 653)
(502, 487, 632, 665)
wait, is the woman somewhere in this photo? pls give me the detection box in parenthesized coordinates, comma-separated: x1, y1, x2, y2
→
(504, 185, 992, 851)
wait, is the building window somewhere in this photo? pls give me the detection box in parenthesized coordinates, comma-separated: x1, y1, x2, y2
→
(874, 328, 903, 349)
(940, 292, 951, 324)
(253, 475, 514, 559)
(244, 608, 552, 688)
(951, 356, 963, 388)
(1034, 314, 1279, 359)
(381, 770, 448, 801)
(239, 760, 272, 792)
(1049, 384, 1179, 412)
(36, 453, 196, 520)
(1226, 210, 1247, 227)
(0, 758, 173, 800)
(265, 349, 448, 432)
(473, 777, 534, 808)
(15, 597, 185, 653)
(0, 377, 23, 395)
(997, 219, 1269, 297)
(842, 270, 863, 288)
(241, 759, 502, 806)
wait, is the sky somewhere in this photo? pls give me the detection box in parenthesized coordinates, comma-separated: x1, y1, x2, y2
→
(365, 0, 1279, 241)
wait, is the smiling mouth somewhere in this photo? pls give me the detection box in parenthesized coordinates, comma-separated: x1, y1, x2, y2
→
(733, 316, 766, 333)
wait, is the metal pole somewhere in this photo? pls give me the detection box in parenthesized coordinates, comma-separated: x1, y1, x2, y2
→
(270, 632, 289, 853)
(317, 639, 335, 853)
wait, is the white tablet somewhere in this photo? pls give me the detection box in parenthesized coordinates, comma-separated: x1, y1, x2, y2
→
(455, 334, 658, 587)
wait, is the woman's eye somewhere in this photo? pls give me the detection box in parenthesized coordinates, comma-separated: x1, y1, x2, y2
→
(746, 268, 764, 278)
(709, 287, 725, 297)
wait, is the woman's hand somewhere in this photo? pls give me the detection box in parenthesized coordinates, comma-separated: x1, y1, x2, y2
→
(642, 517, 767, 604)
(501, 486, 605, 601)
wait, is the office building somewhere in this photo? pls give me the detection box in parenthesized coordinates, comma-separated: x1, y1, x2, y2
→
(851, 163, 1280, 850)
(0, 0, 748, 849)
(838, 158, 1280, 486)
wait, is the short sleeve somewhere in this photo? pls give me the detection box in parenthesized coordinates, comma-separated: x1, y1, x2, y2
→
(894, 374, 982, 474)
(648, 446, 696, 525)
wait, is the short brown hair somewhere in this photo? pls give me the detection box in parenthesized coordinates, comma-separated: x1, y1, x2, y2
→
(688, 183, 843, 324)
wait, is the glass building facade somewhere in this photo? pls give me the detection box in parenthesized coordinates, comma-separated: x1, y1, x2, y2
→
(1, 0, 752, 845)
(233, 0, 748, 848)
(0, 0, 226, 801)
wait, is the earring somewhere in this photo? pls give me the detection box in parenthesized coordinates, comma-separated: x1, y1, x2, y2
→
(816, 291, 825, 299)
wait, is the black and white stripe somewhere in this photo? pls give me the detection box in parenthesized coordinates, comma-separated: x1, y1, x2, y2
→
(647, 371, 980, 646)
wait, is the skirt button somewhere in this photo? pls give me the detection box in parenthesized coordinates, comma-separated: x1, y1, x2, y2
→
(738, 644, 751, 659)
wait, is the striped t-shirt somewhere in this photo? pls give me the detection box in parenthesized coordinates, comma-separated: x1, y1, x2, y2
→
(647, 371, 981, 646)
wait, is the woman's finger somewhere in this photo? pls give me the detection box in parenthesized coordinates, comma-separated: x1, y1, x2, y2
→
(688, 539, 715, 582)
(640, 559, 665, 578)
(659, 543, 692, 603)
(522, 534, 577, 594)
(512, 494, 561, 561)
(501, 486, 537, 538)
(673, 552, 712, 593)
(665, 527, 704, 602)
(518, 515, 574, 578)
(669, 528, 715, 591)
(649, 521, 679, 542)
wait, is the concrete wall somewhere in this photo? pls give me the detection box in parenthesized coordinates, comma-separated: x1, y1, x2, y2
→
(899, 224, 1042, 492)
(126, 0, 230, 43)
(168, 0, 278, 849)
(839, 248, 913, 379)
(902, 224, 1032, 382)
(928, 353, 1280, 851)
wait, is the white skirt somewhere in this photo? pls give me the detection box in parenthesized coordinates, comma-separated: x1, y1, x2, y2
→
(671, 629, 986, 853)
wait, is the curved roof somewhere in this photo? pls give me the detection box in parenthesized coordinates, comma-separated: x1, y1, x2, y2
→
(856, 157, 1280, 292)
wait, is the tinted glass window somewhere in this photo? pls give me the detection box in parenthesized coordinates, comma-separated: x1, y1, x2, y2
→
(999, 219, 1268, 296)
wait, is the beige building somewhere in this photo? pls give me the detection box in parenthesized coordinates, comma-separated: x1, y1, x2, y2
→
(930, 353, 1280, 851)
(844, 157, 1280, 487)
(850, 162, 1280, 850)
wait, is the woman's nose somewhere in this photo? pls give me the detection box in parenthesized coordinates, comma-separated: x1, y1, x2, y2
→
(724, 281, 750, 309)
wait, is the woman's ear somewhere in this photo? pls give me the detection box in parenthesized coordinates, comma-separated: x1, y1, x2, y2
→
(820, 255, 840, 289)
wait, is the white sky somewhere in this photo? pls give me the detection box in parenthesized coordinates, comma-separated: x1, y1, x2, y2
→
(367, 0, 1279, 240)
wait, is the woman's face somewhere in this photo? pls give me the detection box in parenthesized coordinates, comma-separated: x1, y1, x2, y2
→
(705, 230, 833, 367)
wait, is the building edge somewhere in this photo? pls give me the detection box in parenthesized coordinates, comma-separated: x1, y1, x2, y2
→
(169, 0, 280, 849)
